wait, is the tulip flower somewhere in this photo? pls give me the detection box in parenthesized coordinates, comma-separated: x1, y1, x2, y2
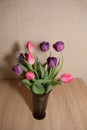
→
(39, 41, 50, 52)
(47, 57, 57, 68)
(24, 52, 28, 60)
(60, 74, 73, 82)
(26, 71, 35, 80)
(27, 53, 35, 65)
(12, 64, 23, 74)
(19, 53, 24, 62)
(53, 41, 64, 52)
(27, 41, 35, 52)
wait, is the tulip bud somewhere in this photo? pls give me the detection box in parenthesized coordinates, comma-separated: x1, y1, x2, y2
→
(25, 71, 35, 80)
(27, 41, 35, 52)
(27, 53, 35, 65)
(47, 57, 57, 68)
(53, 41, 64, 52)
(39, 41, 50, 52)
(12, 64, 23, 74)
(60, 74, 73, 82)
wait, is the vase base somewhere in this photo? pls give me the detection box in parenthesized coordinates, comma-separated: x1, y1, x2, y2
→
(33, 112, 46, 120)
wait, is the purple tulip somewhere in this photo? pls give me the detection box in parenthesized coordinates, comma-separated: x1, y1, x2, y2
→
(47, 57, 57, 68)
(24, 52, 28, 60)
(12, 64, 23, 74)
(24, 52, 28, 57)
(39, 41, 50, 52)
(19, 53, 24, 62)
(53, 41, 64, 52)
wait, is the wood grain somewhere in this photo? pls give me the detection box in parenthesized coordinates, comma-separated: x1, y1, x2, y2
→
(0, 78, 87, 130)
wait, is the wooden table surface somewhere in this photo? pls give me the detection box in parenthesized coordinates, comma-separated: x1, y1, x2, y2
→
(0, 78, 87, 130)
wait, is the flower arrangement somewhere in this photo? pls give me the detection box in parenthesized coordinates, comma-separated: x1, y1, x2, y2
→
(12, 41, 73, 95)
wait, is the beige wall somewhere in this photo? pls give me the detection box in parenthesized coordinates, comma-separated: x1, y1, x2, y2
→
(0, 0, 87, 84)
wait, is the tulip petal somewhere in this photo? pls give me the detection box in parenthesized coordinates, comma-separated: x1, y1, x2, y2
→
(25, 71, 35, 80)
(39, 41, 50, 52)
(12, 64, 23, 74)
(60, 74, 73, 82)
(53, 41, 64, 52)
(27, 41, 35, 52)
(27, 53, 35, 65)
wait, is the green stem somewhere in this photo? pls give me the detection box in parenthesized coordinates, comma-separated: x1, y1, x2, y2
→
(58, 52, 64, 73)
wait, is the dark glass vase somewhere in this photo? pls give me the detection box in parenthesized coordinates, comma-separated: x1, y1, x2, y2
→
(32, 92, 51, 120)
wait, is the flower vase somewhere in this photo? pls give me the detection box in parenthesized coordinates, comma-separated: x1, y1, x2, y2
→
(32, 92, 51, 120)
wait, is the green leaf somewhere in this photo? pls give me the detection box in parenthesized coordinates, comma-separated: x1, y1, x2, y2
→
(32, 84, 45, 94)
(50, 80, 61, 87)
(34, 79, 52, 85)
(22, 79, 32, 90)
(45, 85, 53, 94)
(33, 57, 38, 71)
(48, 68, 53, 76)
(43, 62, 47, 68)
(45, 79, 61, 93)
(39, 63, 45, 78)
(33, 63, 37, 70)
(44, 71, 48, 79)
(24, 60, 33, 71)
(20, 64, 28, 72)
(48, 62, 60, 79)
(48, 53, 64, 79)
(24, 60, 39, 79)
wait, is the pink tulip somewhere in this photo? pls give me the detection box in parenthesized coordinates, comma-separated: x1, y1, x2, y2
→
(27, 41, 35, 52)
(27, 53, 35, 65)
(26, 71, 35, 80)
(60, 74, 73, 83)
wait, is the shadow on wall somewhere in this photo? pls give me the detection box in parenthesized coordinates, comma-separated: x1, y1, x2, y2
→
(0, 42, 33, 112)
(0, 42, 20, 78)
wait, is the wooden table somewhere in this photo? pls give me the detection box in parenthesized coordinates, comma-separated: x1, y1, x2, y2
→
(0, 78, 87, 130)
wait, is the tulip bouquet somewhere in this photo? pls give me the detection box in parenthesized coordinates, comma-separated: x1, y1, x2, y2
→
(12, 41, 73, 94)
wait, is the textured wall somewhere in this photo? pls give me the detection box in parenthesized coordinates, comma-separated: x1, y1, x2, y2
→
(0, 0, 87, 84)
